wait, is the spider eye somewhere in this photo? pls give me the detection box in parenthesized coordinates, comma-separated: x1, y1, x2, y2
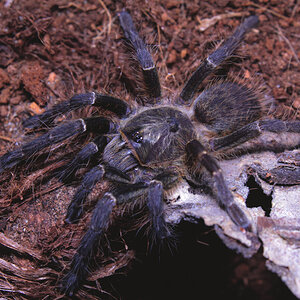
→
(131, 131, 143, 143)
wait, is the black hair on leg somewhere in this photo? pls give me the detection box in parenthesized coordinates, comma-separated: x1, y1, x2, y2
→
(23, 93, 130, 129)
(65, 165, 105, 224)
(0, 120, 86, 173)
(211, 119, 300, 151)
(0, 117, 114, 173)
(118, 11, 161, 100)
(58, 136, 109, 182)
(61, 193, 116, 297)
(147, 180, 170, 242)
(186, 139, 252, 231)
(179, 15, 259, 104)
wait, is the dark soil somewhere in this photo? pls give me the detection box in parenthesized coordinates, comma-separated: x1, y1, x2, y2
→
(0, 0, 299, 299)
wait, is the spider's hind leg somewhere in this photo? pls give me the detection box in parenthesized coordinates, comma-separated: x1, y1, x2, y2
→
(211, 119, 300, 152)
(118, 11, 161, 101)
(179, 15, 259, 104)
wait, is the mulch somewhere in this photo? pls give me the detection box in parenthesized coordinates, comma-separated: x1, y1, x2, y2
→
(0, 0, 299, 299)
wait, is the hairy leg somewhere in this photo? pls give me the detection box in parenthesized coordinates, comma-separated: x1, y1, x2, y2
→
(0, 117, 115, 173)
(58, 136, 109, 182)
(62, 178, 170, 295)
(186, 139, 252, 231)
(61, 193, 116, 297)
(65, 163, 138, 224)
(147, 180, 170, 241)
(65, 165, 105, 223)
(23, 93, 130, 129)
(210, 119, 300, 151)
(179, 15, 259, 104)
(118, 11, 161, 100)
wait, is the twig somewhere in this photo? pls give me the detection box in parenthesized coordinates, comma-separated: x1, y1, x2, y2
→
(249, 2, 291, 21)
(0, 135, 15, 143)
(196, 12, 248, 32)
(4, 0, 14, 8)
(98, 0, 112, 35)
(276, 24, 300, 65)
(291, 0, 299, 18)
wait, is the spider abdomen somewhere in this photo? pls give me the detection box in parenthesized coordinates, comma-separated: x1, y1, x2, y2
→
(194, 82, 262, 135)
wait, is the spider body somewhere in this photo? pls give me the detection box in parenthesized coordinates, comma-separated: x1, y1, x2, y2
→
(120, 106, 195, 166)
(0, 10, 299, 297)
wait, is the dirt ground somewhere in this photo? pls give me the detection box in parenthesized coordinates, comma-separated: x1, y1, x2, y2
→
(0, 0, 299, 299)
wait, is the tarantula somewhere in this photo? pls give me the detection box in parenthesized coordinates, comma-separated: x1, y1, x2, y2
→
(0, 10, 299, 296)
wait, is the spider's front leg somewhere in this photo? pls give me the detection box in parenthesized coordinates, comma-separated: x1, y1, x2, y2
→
(62, 180, 170, 296)
(67, 163, 147, 225)
(0, 117, 115, 173)
(23, 93, 130, 129)
(61, 193, 116, 297)
(65, 164, 105, 223)
(186, 139, 252, 231)
(113, 180, 171, 242)
(58, 135, 109, 182)
(147, 180, 171, 241)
